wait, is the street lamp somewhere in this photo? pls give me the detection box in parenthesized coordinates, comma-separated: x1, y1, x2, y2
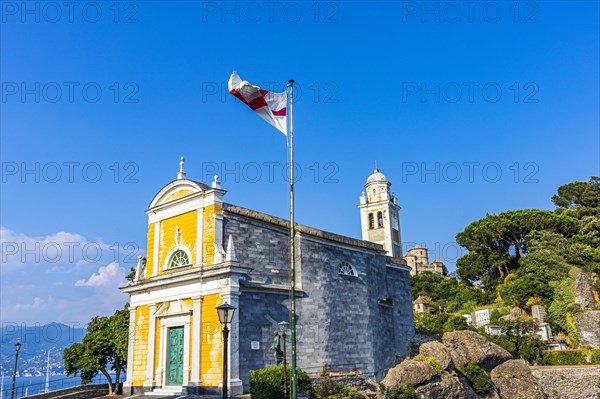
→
(279, 321, 289, 399)
(216, 303, 236, 399)
(11, 342, 21, 399)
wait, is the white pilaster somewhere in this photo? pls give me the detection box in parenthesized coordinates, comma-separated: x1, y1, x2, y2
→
(182, 317, 191, 386)
(123, 306, 137, 391)
(144, 304, 157, 388)
(189, 296, 203, 386)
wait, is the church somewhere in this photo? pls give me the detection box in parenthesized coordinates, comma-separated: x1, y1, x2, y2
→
(120, 161, 416, 396)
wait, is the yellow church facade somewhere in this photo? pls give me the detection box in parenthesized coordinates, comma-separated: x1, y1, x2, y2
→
(121, 163, 247, 396)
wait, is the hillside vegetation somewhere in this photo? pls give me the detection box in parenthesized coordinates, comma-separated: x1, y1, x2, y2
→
(412, 177, 600, 353)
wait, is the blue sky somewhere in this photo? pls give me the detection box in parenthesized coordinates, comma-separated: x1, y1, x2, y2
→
(1, 1, 599, 324)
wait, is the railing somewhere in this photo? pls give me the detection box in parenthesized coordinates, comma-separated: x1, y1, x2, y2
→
(0, 374, 125, 399)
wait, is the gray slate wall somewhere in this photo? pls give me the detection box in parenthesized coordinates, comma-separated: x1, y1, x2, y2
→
(225, 211, 414, 386)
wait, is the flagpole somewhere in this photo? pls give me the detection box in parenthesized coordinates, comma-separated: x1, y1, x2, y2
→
(287, 79, 298, 399)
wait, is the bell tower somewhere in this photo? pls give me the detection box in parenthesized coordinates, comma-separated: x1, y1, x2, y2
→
(358, 168, 402, 257)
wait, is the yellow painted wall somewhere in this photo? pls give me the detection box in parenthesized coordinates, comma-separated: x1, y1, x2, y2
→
(146, 224, 155, 278)
(164, 189, 195, 204)
(202, 205, 221, 266)
(159, 211, 197, 273)
(201, 294, 223, 386)
(132, 305, 150, 386)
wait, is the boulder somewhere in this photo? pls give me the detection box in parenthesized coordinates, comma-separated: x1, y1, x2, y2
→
(381, 359, 437, 391)
(442, 331, 512, 372)
(419, 340, 452, 370)
(490, 359, 546, 399)
(414, 372, 467, 399)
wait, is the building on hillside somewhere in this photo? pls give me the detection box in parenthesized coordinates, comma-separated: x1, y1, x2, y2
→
(402, 246, 445, 276)
(531, 305, 546, 321)
(472, 308, 494, 328)
(537, 323, 552, 341)
(413, 296, 432, 314)
(120, 163, 415, 396)
(545, 340, 568, 351)
(484, 325, 502, 336)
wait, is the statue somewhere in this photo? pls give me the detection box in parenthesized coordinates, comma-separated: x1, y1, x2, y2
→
(270, 330, 283, 365)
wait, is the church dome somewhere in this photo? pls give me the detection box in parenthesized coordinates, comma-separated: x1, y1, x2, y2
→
(366, 169, 388, 185)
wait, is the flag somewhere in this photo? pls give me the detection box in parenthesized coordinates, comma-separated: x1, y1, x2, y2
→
(228, 71, 287, 135)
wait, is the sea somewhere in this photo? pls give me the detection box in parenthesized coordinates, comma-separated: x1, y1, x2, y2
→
(0, 374, 125, 399)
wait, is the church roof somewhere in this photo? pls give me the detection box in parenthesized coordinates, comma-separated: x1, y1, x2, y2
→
(223, 203, 407, 258)
(366, 169, 388, 185)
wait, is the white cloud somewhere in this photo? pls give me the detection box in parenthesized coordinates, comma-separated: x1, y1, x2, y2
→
(1, 227, 139, 324)
(14, 297, 46, 310)
(75, 262, 127, 287)
(0, 226, 144, 270)
(1, 226, 86, 268)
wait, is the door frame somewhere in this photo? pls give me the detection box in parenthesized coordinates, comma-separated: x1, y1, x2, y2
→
(157, 314, 191, 388)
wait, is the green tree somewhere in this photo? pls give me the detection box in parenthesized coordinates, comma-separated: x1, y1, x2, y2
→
(547, 279, 576, 331)
(552, 177, 600, 218)
(63, 306, 129, 394)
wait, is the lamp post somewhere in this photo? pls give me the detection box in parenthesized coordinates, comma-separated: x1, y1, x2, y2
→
(10, 342, 21, 399)
(216, 303, 236, 399)
(279, 321, 289, 399)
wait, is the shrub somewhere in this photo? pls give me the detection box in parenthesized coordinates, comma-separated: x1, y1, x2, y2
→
(566, 312, 580, 348)
(380, 382, 417, 399)
(459, 361, 492, 394)
(540, 349, 600, 365)
(249, 365, 312, 399)
(313, 378, 365, 399)
(517, 335, 546, 364)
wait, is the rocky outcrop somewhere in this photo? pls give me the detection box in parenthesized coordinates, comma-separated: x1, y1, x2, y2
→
(442, 331, 512, 372)
(414, 372, 472, 399)
(419, 340, 452, 370)
(573, 271, 600, 348)
(380, 359, 437, 391)
(380, 332, 545, 399)
(575, 271, 598, 310)
(491, 360, 546, 399)
(575, 310, 600, 348)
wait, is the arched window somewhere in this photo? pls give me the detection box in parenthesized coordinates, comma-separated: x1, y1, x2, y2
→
(377, 211, 384, 227)
(338, 261, 357, 277)
(168, 250, 190, 269)
(368, 213, 374, 229)
(372, 188, 376, 200)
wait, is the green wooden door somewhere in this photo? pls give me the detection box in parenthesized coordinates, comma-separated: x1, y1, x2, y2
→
(166, 326, 184, 386)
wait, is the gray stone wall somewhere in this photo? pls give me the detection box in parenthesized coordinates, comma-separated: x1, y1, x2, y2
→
(226, 210, 415, 387)
(223, 210, 290, 286)
(238, 291, 290, 385)
(531, 366, 600, 399)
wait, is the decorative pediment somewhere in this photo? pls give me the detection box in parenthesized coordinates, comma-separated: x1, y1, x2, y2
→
(148, 179, 209, 209)
(154, 299, 193, 316)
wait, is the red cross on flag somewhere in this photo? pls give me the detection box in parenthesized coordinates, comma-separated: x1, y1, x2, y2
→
(228, 71, 287, 135)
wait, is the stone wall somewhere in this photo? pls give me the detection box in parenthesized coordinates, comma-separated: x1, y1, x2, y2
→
(226, 209, 415, 387)
(24, 384, 112, 399)
(531, 366, 600, 399)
